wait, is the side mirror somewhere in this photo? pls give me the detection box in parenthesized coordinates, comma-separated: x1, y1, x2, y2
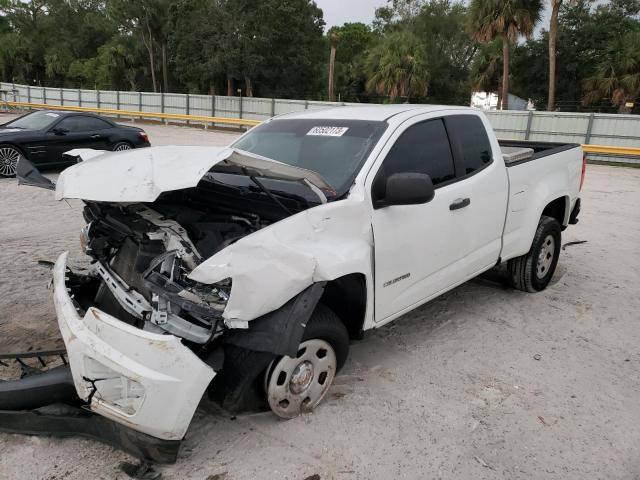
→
(52, 127, 69, 135)
(375, 172, 435, 209)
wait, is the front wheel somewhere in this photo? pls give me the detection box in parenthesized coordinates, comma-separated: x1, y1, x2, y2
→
(508, 215, 561, 292)
(264, 304, 349, 419)
(0, 144, 23, 177)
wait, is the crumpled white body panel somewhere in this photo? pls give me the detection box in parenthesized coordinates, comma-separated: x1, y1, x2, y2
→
(55, 146, 331, 202)
(53, 252, 214, 440)
(188, 198, 374, 324)
(55, 146, 229, 202)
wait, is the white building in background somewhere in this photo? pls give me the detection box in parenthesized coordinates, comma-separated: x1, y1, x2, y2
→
(471, 91, 534, 111)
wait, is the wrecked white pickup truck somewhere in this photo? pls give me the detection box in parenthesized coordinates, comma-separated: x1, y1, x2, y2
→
(0, 105, 585, 463)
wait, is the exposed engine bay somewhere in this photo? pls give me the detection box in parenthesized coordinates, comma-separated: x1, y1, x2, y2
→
(69, 172, 318, 350)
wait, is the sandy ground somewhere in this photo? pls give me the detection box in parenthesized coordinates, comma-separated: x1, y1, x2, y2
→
(1, 113, 639, 479)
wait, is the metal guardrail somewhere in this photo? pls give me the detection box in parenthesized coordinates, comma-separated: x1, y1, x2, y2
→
(3, 101, 640, 159)
(580, 144, 640, 157)
(3, 101, 261, 128)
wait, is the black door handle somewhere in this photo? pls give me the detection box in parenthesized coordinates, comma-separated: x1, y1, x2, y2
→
(91, 134, 102, 139)
(449, 198, 471, 210)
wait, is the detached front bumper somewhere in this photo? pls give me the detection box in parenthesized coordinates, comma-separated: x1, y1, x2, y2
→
(53, 252, 215, 442)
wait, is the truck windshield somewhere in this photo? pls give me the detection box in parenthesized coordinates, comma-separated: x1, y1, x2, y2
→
(233, 119, 387, 194)
(5, 110, 61, 130)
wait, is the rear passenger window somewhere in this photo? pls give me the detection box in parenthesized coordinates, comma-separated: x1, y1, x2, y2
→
(445, 115, 492, 176)
(378, 119, 455, 186)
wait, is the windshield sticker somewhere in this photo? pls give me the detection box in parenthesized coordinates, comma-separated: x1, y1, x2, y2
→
(307, 126, 349, 137)
(45, 113, 60, 117)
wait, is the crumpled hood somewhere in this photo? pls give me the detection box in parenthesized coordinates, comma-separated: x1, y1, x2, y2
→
(55, 145, 332, 202)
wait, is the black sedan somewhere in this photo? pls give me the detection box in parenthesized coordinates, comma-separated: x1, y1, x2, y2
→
(0, 110, 151, 177)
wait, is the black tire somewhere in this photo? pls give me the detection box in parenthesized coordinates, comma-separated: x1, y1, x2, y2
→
(112, 141, 133, 152)
(210, 303, 349, 414)
(300, 303, 350, 371)
(508, 215, 562, 292)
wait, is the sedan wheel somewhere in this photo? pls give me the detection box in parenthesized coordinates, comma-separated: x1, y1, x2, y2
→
(113, 142, 132, 152)
(0, 146, 21, 177)
(265, 338, 337, 419)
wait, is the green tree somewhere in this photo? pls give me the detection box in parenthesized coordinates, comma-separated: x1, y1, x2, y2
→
(365, 30, 429, 101)
(411, 0, 477, 104)
(107, 0, 173, 92)
(326, 23, 376, 102)
(470, 39, 503, 103)
(583, 30, 640, 112)
(468, 0, 542, 109)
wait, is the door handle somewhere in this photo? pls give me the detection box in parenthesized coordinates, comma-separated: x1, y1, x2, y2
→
(91, 134, 102, 139)
(449, 198, 471, 211)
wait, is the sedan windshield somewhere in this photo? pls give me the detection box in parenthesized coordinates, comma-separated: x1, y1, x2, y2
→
(233, 119, 387, 194)
(5, 111, 61, 130)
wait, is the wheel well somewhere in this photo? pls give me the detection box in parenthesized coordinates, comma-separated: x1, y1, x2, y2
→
(541, 197, 568, 226)
(320, 273, 367, 339)
(0, 142, 26, 158)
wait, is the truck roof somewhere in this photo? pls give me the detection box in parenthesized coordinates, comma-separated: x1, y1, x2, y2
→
(275, 104, 475, 122)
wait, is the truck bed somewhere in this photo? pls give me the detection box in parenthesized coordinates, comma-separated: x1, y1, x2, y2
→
(499, 140, 581, 166)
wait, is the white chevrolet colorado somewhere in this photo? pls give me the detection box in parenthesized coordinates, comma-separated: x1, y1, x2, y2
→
(6, 105, 585, 460)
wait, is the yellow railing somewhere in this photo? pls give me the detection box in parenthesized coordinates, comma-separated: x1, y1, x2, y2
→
(2, 101, 261, 128)
(3, 101, 640, 157)
(580, 144, 640, 157)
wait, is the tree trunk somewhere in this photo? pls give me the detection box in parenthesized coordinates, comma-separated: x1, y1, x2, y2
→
(547, 0, 561, 111)
(328, 44, 337, 102)
(501, 38, 510, 110)
(245, 76, 253, 97)
(227, 76, 234, 96)
(162, 42, 169, 93)
(142, 26, 157, 93)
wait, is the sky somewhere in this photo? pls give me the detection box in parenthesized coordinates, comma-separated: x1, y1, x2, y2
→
(315, 0, 553, 34)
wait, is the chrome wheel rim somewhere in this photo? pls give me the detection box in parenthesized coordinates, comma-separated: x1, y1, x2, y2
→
(0, 146, 20, 176)
(265, 339, 336, 419)
(114, 143, 132, 151)
(536, 234, 556, 279)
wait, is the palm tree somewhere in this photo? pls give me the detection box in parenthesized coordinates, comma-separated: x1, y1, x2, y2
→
(583, 31, 640, 113)
(365, 31, 429, 102)
(547, 0, 562, 111)
(548, 0, 577, 111)
(328, 29, 340, 102)
(469, 0, 542, 110)
(470, 39, 503, 107)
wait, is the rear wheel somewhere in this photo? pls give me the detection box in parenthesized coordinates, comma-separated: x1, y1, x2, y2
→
(508, 215, 561, 292)
(0, 144, 23, 177)
(112, 141, 132, 152)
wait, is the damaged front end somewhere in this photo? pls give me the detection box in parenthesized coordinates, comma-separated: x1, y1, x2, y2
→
(2, 148, 335, 463)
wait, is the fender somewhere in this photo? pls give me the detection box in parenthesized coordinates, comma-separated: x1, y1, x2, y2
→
(188, 198, 374, 327)
(223, 282, 327, 357)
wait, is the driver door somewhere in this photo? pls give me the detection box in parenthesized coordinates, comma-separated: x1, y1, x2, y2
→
(46, 115, 109, 163)
(370, 117, 470, 322)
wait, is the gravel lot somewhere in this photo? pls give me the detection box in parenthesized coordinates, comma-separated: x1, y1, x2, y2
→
(1, 114, 639, 480)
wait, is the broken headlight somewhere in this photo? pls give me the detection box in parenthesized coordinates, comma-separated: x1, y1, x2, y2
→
(142, 251, 228, 344)
(79, 222, 91, 254)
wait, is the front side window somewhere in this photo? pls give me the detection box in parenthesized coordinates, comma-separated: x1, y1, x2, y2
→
(56, 116, 97, 132)
(376, 118, 456, 186)
(56, 117, 87, 132)
(82, 117, 113, 130)
(445, 115, 492, 176)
